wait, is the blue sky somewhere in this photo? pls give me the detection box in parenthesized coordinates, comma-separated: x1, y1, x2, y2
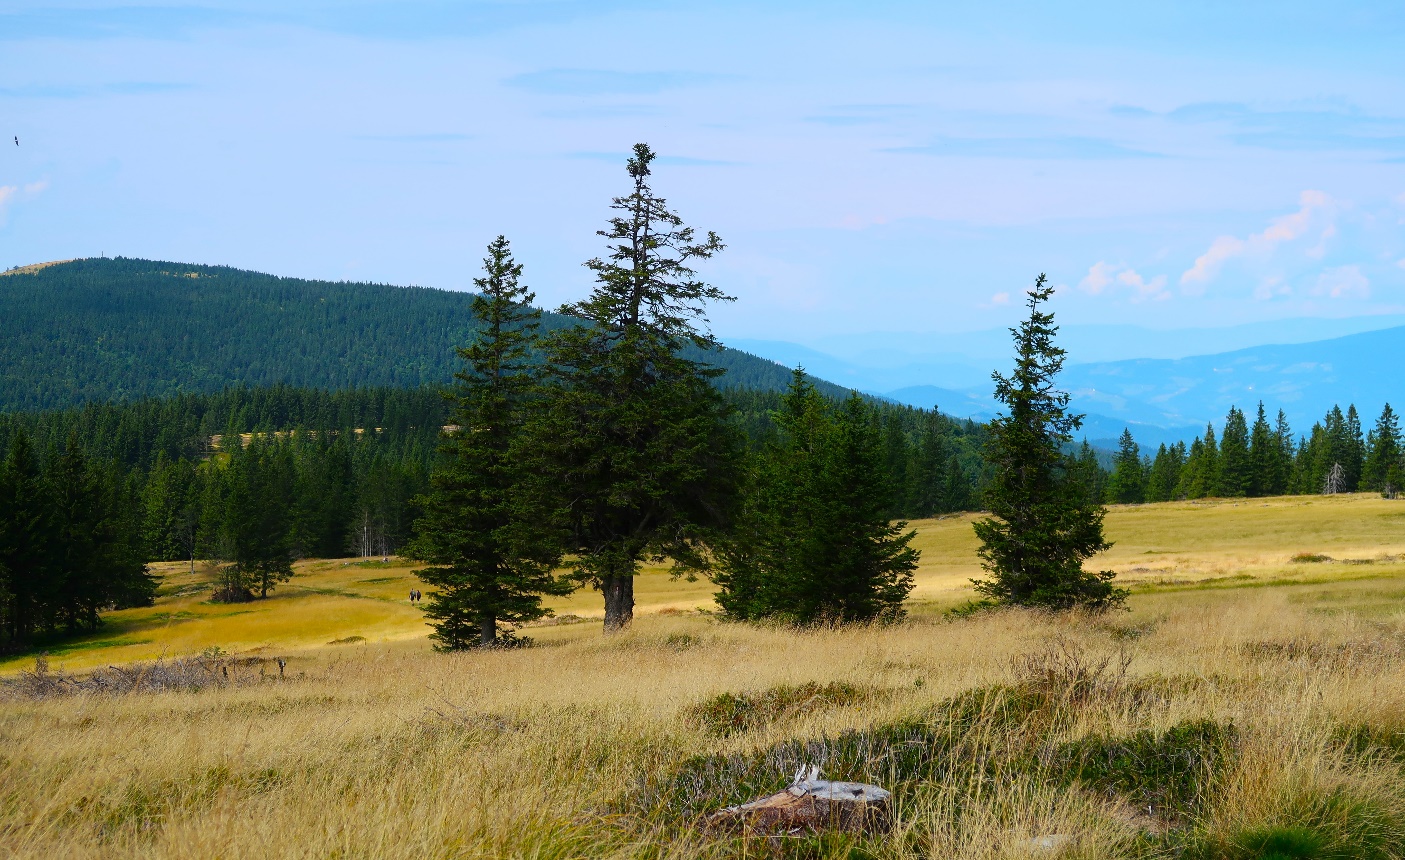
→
(2, 1, 1404, 342)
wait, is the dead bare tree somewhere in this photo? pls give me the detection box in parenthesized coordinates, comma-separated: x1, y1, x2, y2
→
(1323, 462, 1347, 495)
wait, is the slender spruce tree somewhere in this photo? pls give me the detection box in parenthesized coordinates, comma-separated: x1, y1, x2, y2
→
(1363, 403, 1402, 495)
(972, 276, 1123, 610)
(410, 237, 571, 649)
(1106, 428, 1146, 503)
(537, 143, 740, 632)
(1218, 406, 1251, 497)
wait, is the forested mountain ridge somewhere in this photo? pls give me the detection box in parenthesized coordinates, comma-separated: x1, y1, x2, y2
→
(0, 257, 838, 411)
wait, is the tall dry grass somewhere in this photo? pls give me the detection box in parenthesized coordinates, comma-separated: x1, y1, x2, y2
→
(4, 579, 1405, 859)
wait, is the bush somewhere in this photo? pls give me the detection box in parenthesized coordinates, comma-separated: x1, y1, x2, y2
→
(685, 682, 872, 736)
(1047, 718, 1238, 818)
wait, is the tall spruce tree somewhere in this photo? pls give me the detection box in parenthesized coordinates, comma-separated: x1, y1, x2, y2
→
(972, 276, 1123, 610)
(1179, 425, 1220, 498)
(712, 372, 918, 623)
(538, 143, 740, 632)
(1248, 403, 1276, 497)
(1106, 428, 1146, 503)
(410, 237, 570, 649)
(1218, 406, 1252, 497)
(1363, 403, 1402, 495)
(1272, 410, 1295, 495)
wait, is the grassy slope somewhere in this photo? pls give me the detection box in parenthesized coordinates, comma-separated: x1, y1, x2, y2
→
(7, 492, 1403, 673)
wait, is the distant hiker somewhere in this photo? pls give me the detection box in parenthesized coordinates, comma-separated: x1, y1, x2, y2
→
(276, 657, 286, 677)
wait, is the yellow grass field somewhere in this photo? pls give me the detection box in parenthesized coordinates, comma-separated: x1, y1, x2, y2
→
(3, 493, 1405, 858)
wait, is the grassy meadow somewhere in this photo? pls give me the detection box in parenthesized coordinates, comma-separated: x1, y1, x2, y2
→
(3, 493, 1405, 858)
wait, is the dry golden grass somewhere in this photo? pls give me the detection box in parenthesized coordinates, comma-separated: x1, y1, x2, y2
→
(2, 493, 1405, 858)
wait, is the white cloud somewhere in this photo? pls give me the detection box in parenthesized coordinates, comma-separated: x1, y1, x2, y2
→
(1253, 275, 1291, 301)
(1312, 264, 1369, 299)
(989, 291, 1011, 305)
(1078, 261, 1117, 295)
(0, 180, 47, 226)
(1397, 258, 1405, 270)
(1180, 190, 1334, 291)
(1078, 261, 1168, 301)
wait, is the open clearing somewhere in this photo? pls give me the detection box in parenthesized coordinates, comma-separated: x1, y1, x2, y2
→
(6, 492, 1402, 674)
(3, 493, 1405, 858)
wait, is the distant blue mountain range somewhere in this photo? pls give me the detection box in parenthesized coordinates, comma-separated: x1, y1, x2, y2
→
(732, 320, 1405, 448)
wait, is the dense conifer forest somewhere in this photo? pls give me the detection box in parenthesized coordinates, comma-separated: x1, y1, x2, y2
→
(0, 257, 847, 412)
(0, 383, 985, 648)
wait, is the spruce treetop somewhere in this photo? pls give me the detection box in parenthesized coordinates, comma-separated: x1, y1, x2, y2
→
(562, 143, 730, 349)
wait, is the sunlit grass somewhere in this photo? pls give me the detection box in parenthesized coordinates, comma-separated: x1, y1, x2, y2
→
(3, 493, 1405, 858)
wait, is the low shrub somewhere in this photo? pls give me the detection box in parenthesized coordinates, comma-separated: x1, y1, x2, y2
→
(1046, 718, 1238, 818)
(686, 681, 873, 736)
(1186, 788, 1405, 860)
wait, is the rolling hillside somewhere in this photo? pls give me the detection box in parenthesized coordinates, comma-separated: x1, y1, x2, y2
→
(0, 257, 838, 412)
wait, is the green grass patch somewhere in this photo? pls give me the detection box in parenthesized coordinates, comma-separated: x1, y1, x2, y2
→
(686, 681, 874, 736)
(356, 577, 398, 584)
(1047, 718, 1237, 818)
(1185, 788, 1405, 859)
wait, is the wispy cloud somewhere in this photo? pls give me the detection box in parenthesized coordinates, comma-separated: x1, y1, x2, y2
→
(0, 6, 241, 41)
(0, 81, 190, 99)
(1147, 101, 1405, 155)
(1312, 264, 1369, 299)
(351, 133, 472, 142)
(1079, 261, 1169, 301)
(805, 104, 914, 127)
(540, 105, 660, 119)
(0, 180, 47, 226)
(886, 136, 1159, 159)
(1180, 190, 1334, 291)
(504, 69, 724, 96)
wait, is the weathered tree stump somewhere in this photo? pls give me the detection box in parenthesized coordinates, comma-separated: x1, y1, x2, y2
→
(709, 765, 892, 835)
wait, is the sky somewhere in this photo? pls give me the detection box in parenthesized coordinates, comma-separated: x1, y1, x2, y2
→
(2, 1, 1404, 344)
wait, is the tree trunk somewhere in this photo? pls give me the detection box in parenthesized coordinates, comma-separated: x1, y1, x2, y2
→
(710, 766, 891, 835)
(602, 574, 634, 633)
(479, 614, 497, 647)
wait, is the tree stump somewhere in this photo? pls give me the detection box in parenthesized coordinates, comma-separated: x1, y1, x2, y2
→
(709, 765, 892, 835)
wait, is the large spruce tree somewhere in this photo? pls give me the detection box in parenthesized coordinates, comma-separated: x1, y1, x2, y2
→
(538, 143, 739, 632)
(972, 276, 1123, 610)
(713, 371, 918, 623)
(1363, 403, 1402, 495)
(1218, 406, 1252, 497)
(411, 237, 570, 649)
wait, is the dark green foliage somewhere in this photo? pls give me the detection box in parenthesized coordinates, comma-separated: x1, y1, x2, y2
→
(1180, 424, 1220, 499)
(535, 144, 741, 632)
(1146, 441, 1187, 502)
(972, 277, 1124, 611)
(1220, 406, 1252, 497)
(0, 431, 154, 649)
(1362, 404, 1403, 495)
(212, 437, 296, 601)
(0, 257, 828, 413)
(686, 681, 870, 736)
(1106, 428, 1146, 503)
(1048, 718, 1237, 817)
(713, 373, 918, 623)
(410, 237, 571, 649)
